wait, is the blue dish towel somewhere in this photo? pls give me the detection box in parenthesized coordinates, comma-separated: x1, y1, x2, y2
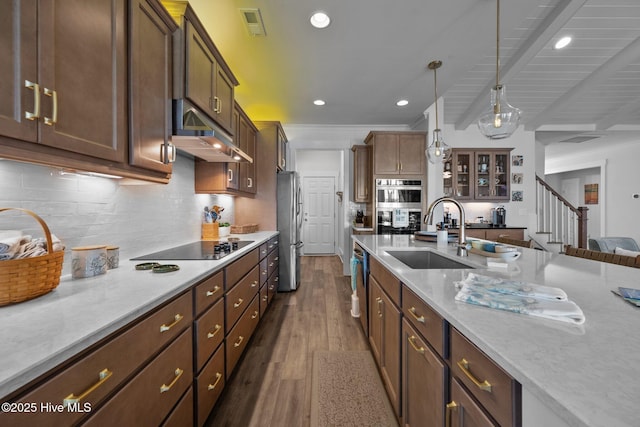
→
(454, 273, 585, 325)
(350, 255, 360, 293)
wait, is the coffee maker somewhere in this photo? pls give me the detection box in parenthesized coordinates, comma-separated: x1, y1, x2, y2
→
(491, 206, 506, 227)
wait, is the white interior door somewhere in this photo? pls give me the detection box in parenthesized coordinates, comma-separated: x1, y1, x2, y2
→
(302, 175, 335, 254)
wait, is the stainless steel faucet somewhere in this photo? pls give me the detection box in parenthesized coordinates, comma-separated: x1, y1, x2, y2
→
(424, 197, 468, 256)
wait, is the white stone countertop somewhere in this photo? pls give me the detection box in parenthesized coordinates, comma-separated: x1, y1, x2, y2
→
(0, 231, 278, 399)
(354, 234, 640, 427)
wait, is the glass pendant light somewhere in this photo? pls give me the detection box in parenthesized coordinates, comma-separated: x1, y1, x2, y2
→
(477, 0, 522, 140)
(426, 60, 452, 164)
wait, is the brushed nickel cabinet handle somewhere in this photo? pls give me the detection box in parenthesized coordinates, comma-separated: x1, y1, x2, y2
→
(207, 372, 222, 391)
(207, 324, 222, 339)
(251, 310, 258, 319)
(409, 307, 425, 323)
(24, 80, 40, 120)
(457, 358, 492, 392)
(43, 87, 57, 125)
(228, 169, 233, 182)
(63, 369, 112, 407)
(247, 177, 253, 188)
(206, 286, 221, 297)
(251, 280, 258, 288)
(262, 295, 268, 302)
(445, 401, 458, 427)
(233, 335, 244, 347)
(233, 298, 244, 308)
(160, 314, 183, 332)
(160, 368, 184, 393)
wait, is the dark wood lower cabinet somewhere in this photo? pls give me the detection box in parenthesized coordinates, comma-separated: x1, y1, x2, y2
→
(368, 275, 401, 419)
(448, 378, 498, 427)
(196, 344, 225, 427)
(0, 239, 279, 427)
(84, 328, 193, 426)
(402, 318, 448, 427)
(363, 249, 522, 427)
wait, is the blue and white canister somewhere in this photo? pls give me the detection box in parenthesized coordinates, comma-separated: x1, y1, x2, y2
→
(71, 245, 108, 279)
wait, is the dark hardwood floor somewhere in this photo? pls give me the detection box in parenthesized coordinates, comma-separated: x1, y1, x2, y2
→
(205, 255, 370, 427)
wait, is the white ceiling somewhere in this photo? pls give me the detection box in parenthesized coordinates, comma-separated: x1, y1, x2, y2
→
(192, 0, 640, 144)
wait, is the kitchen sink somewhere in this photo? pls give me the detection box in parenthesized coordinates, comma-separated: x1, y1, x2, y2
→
(387, 250, 474, 270)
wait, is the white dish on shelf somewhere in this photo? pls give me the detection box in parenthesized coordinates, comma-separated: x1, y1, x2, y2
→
(469, 247, 521, 261)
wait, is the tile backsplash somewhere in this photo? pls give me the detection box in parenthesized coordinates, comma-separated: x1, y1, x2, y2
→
(0, 156, 234, 276)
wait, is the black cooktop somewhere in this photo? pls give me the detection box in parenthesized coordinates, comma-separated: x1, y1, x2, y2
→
(131, 240, 254, 261)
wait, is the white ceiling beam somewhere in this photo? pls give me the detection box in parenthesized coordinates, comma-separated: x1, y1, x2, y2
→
(454, 0, 588, 131)
(594, 96, 640, 131)
(527, 35, 640, 130)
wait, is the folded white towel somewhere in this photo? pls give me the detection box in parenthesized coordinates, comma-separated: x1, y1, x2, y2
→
(0, 232, 23, 257)
(0, 234, 65, 261)
(454, 273, 584, 325)
(458, 272, 568, 301)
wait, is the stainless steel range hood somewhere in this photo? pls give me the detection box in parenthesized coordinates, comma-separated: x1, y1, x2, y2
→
(171, 99, 252, 163)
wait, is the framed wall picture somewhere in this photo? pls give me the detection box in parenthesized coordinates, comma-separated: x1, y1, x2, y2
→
(512, 155, 523, 167)
(512, 173, 523, 184)
(512, 190, 523, 202)
(585, 183, 598, 204)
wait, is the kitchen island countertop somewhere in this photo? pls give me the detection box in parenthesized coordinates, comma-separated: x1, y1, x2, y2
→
(354, 234, 640, 427)
(0, 231, 278, 399)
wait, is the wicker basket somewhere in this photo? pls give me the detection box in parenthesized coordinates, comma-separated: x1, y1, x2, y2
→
(0, 208, 64, 306)
(230, 223, 258, 234)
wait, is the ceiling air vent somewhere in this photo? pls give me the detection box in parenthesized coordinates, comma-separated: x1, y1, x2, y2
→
(559, 135, 601, 143)
(240, 8, 266, 37)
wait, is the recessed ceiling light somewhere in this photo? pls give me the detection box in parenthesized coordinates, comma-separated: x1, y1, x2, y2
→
(554, 36, 572, 50)
(313, 99, 326, 106)
(396, 99, 409, 107)
(310, 11, 330, 29)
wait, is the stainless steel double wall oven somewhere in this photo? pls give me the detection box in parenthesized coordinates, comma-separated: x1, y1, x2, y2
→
(375, 179, 423, 235)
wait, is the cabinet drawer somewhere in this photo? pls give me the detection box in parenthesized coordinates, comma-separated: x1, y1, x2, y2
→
(195, 298, 224, 372)
(260, 257, 269, 285)
(449, 377, 497, 427)
(267, 236, 279, 253)
(267, 271, 278, 304)
(267, 248, 279, 277)
(402, 286, 446, 358)
(3, 292, 192, 426)
(225, 265, 260, 332)
(450, 327, 520, 427)
(226, 248, 259, 291)
(196, 343, 225, 427)
(194, 270, 224, 316)
(370, 257, 401, 307)
(162, 387, 194, 427)
(226, 295, 260, 378)
(259, 242, 269, 260)
(260, 283, 268, 317)
(85, 328, 193, 426)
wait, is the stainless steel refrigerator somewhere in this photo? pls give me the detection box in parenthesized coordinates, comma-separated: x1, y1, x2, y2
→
(277, 171, 303, 291)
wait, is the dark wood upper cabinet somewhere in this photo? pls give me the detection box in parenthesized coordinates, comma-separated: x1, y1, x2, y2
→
(33, 0, 127, 162)
(0, 0, 38, 143)
(129, 0, 177, 174)
(181, 11, 236, 134)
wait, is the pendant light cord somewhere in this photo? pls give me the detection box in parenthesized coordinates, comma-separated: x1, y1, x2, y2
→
(433, 66, 439, 127)
(496, 0, 500, 88)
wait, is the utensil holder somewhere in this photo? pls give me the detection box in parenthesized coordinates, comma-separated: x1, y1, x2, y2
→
(202, 223, 219, 240)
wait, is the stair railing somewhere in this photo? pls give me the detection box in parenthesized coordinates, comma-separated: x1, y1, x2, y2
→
(536, 175, 588, 249)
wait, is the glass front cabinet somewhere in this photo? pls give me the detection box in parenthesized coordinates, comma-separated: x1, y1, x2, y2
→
(443, 151, 473, 200)
(443, 149, 511, 201)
